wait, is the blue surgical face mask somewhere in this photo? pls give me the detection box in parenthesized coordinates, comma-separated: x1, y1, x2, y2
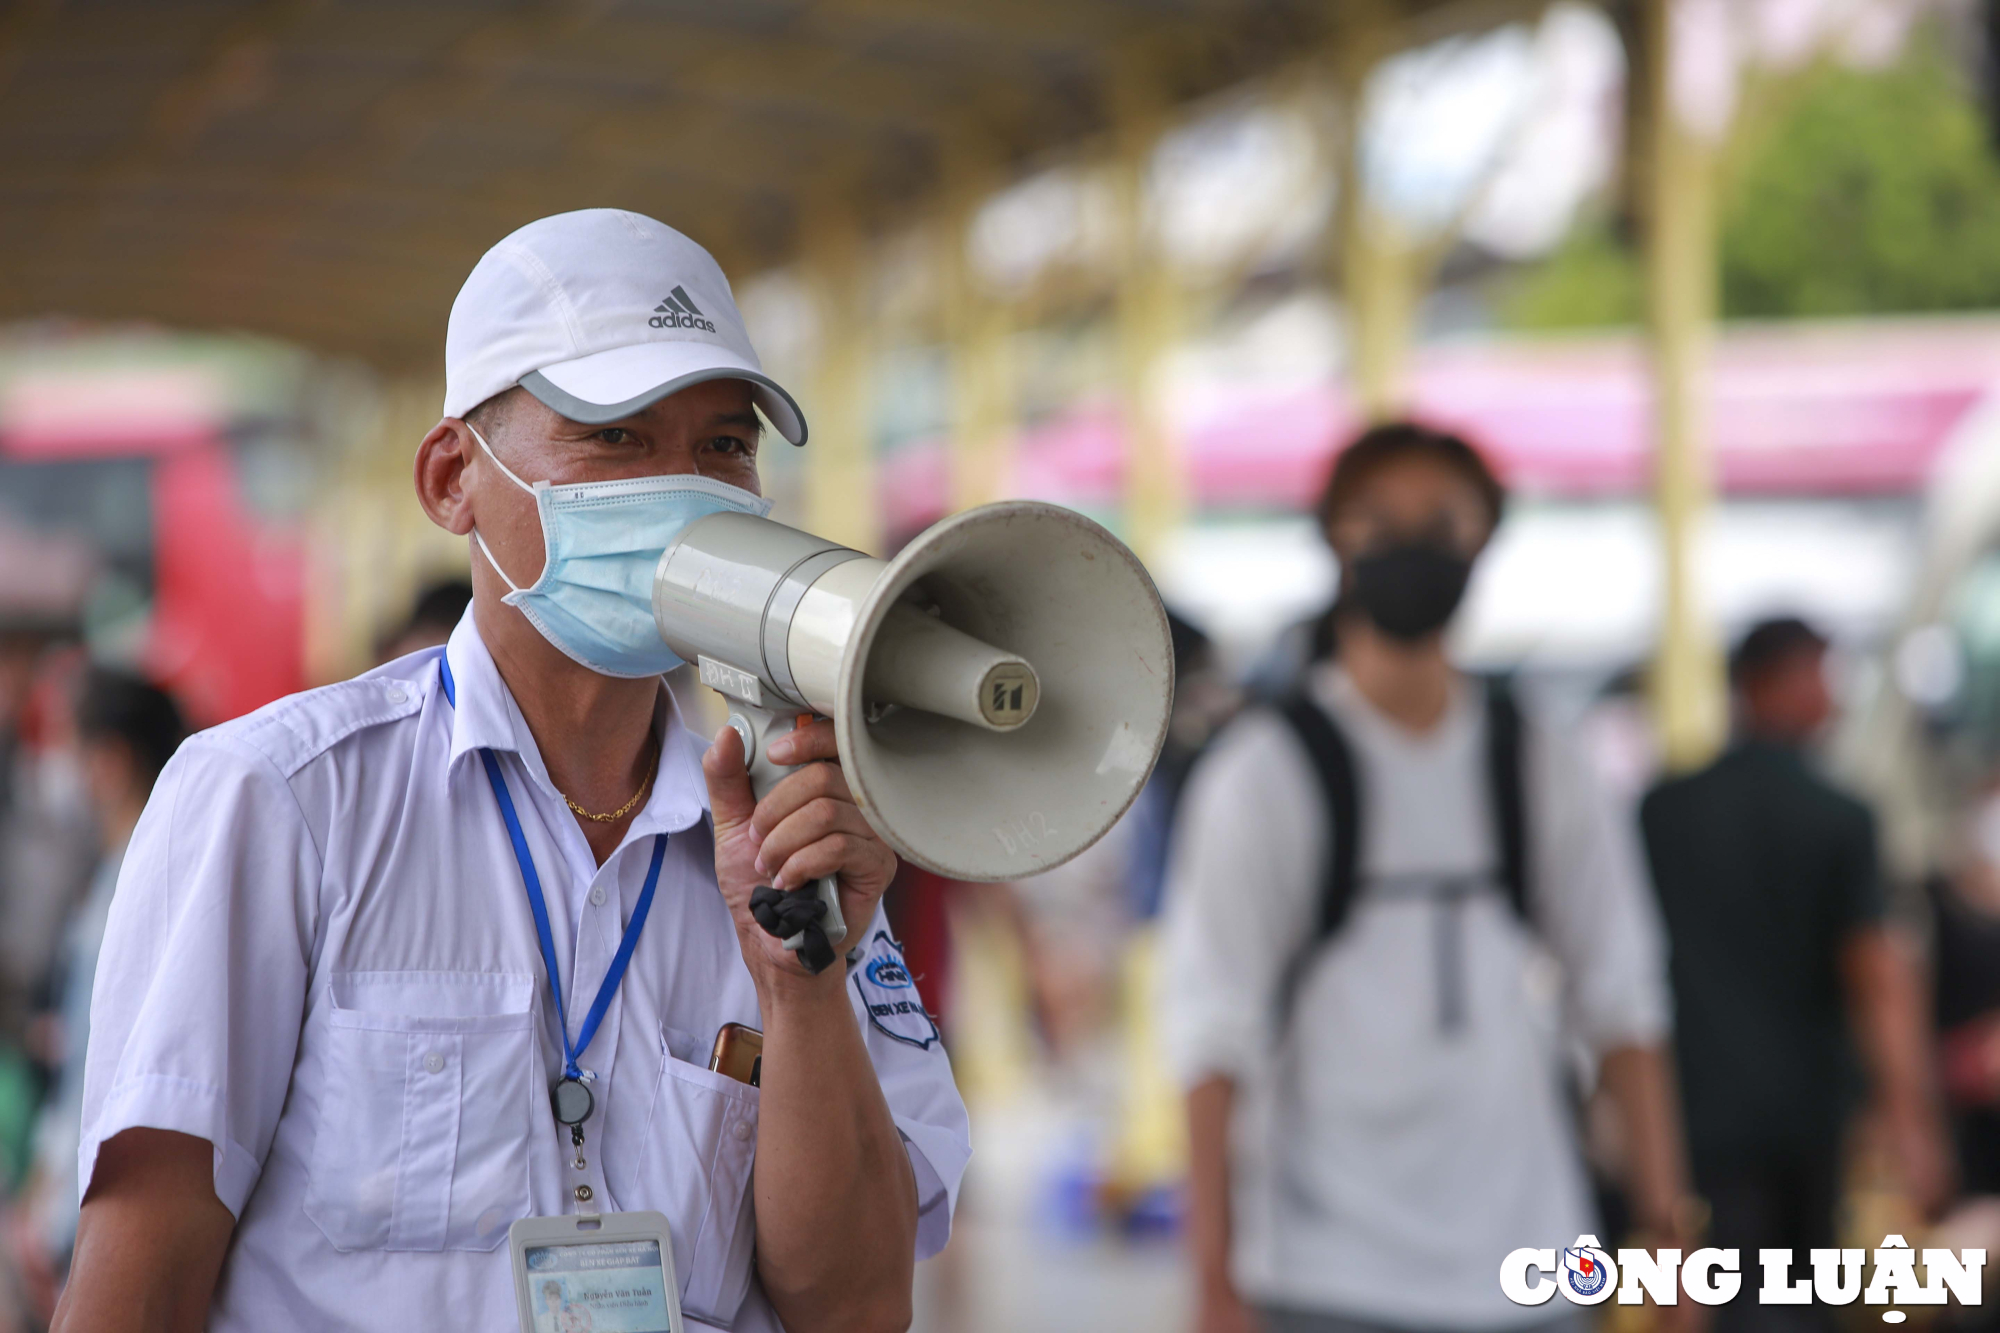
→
(470, 423, 774, 677)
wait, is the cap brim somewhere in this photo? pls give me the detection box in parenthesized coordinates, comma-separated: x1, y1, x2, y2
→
(521, 341, 807, 445)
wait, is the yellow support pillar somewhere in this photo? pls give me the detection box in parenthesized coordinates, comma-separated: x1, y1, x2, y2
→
(803, 218, 880, 554)
(1330, 4, 1418, 421)
(1340, 201, 1424, 422)
(943, 186, 1014, 515)
(1110, 67, 1185, 565)
(1642, 0, 1727, 770)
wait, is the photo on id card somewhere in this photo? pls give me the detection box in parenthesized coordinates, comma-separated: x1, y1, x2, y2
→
(512, 1212, 683, 1333)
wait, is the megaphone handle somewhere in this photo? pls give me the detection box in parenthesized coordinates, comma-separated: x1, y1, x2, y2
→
(726, 706, 848, 967)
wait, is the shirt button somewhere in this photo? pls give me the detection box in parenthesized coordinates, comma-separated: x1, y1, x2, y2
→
(385, 686, 408, 706)
(730, 1121, 752, 1143)
(589, 886, 607, 907)
(423, 1053, 445, 1074)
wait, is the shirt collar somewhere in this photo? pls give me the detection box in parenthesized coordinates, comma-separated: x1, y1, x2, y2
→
(1315, 660, 1477, 747)
(439, 610, 709, 838)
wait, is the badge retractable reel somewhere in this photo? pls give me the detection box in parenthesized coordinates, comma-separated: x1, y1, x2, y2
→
(474, 737, 665, 1182)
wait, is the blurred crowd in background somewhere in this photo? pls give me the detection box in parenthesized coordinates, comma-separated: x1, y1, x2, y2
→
(14, 0, 2000, 1329)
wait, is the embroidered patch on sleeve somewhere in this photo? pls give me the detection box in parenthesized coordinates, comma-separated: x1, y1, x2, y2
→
(852, 930, 941, 1050)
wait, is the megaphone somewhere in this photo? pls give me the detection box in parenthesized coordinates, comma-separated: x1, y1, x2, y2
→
(654, 500, 1173, 967)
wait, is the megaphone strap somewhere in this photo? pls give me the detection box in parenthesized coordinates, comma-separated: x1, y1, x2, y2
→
(748, 885, 835, 975)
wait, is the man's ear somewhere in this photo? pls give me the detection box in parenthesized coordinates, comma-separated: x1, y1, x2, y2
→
(415, 419, 476, 536)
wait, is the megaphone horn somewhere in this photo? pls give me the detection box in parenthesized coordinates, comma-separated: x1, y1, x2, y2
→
(653, 501, 1174, 906)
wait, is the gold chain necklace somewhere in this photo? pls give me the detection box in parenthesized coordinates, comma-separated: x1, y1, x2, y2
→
(563, 768, 653, 824)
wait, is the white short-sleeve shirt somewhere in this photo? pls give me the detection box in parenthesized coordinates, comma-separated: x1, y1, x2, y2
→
(1159, 665, 1668, 1327)
(80, 611, 969, 1332)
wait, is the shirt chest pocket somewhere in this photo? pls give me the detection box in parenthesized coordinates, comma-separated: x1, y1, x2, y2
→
(304, 971, 536, 1253)
(632, 1034, 760, 1327)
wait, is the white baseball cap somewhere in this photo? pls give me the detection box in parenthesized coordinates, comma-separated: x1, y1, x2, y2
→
(442, 209, 807, 445)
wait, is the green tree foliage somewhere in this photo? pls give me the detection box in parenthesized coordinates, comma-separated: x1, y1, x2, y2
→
(1724, 47, 2000, 316)
(1496, 37, 2000, 328)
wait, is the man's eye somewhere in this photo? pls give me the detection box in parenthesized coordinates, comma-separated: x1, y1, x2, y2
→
(596, 428, 631, 445)
(709, 436, 752, 457)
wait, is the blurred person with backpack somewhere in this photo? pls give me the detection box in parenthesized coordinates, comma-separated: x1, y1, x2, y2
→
(12, 669, 183, 1319)
(1644, 618, 1949, 1333)
(1161, 423, 1695, 1333)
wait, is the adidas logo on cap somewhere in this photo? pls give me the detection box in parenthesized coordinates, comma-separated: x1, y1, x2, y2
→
(649, 285, 717, 333)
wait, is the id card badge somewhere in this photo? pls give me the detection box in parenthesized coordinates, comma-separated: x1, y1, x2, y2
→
(510, 1212, 685, 1333)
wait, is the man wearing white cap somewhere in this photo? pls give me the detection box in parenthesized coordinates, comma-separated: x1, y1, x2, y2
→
(55, 210, 967, 1333)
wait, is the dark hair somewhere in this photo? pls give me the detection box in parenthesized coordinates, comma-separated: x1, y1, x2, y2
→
(1729, 616, 1828, 686)
(407, 579, 473, 636)
(1315, 421, 1506, 534)
(76, 668, 185, 785)
(1166, 607, 1211, 674)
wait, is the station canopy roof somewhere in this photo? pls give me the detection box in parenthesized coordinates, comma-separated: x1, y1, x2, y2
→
(0, 0, 1536, 370)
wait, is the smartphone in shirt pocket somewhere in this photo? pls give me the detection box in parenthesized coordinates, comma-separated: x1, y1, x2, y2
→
(708, 1023, 762, 1087)
(636, 1030, 761, 1324)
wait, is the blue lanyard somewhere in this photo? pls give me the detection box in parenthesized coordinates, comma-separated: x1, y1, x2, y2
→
(440, 653, 665, 1083)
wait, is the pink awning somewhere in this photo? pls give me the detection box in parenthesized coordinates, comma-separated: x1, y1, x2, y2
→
(882, 318, 2000, 536)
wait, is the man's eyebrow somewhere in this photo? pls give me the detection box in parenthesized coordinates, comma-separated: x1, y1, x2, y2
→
(710, 410, 764, 437)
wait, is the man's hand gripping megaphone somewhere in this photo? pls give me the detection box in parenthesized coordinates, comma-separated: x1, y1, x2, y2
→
(703, 714, 886, 978)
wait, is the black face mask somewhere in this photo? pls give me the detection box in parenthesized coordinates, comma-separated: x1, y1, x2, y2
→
(1345, 542, 1472, 642)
